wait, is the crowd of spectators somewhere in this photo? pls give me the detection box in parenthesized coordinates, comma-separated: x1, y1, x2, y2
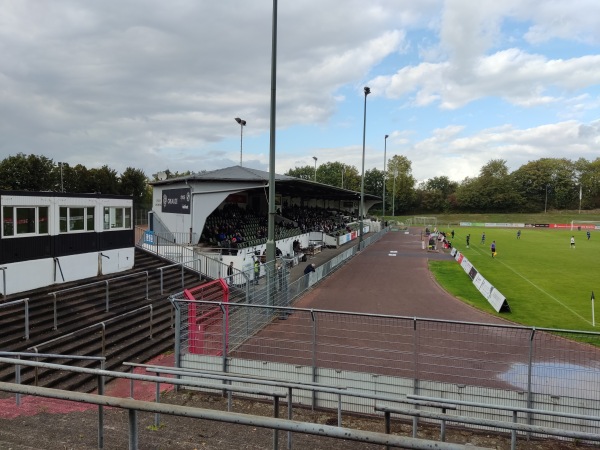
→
(200, 204, 356, 251)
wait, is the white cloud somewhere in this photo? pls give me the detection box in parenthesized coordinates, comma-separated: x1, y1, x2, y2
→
(406, 120, 600, 182)
(0, 0, 598, 186)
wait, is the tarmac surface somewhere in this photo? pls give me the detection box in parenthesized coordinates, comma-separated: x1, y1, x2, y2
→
(291, 228, 505, 324)
(0, 228, 591, 449)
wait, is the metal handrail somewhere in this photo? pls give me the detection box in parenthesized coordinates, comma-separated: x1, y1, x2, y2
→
(0, 266, 6, 297)
(0, 298, 29, 340)
(48, 270, 149, 329)
(29, 305, 153, 356)
(376, 404, 600, 450)
(0, 380, 488, 450)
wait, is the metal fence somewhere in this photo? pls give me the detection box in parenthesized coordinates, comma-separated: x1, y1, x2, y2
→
(170, 298, 600, 438)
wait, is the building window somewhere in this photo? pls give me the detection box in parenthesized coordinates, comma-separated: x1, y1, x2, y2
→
(60, 206, 95, 233)
(87, 208, 95, 231)
(2, 206, 49, 237)
(103, 207, 132, 230)
(39, 207, 48, 234)
(3, 207, 14, 237)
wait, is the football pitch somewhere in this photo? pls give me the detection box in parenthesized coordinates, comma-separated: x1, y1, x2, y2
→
(431, 226, 599, 331)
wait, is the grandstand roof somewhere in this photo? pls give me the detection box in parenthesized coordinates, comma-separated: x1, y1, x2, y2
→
(150, 165, 380, 202)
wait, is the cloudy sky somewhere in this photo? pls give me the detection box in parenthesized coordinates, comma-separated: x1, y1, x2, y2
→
(1, 0, 599, 183)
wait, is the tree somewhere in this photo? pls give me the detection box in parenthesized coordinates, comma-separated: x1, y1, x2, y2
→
(386, 155, 416, 214)
(89, 165, 120, 194)
(364, 168, 383, 196)
(416, 176, 459, 212)
(286, 166, 314, 181)
(0, 153, 55, 191)
(512, 158, 577, 212)
(313, 161, 350, 188)
(120, 167, 150, 207)
(454, 160, 524, 212)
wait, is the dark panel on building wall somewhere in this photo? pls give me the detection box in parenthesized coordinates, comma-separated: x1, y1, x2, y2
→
(0, 236, 53, 264)
(54, 233, 98, 257)
(98, 230, 134, 251)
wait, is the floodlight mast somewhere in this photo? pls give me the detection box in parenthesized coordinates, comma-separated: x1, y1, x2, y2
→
(234, 117, 246, 166)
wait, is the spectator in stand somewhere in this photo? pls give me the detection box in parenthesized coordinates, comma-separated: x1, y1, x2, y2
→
(227, 261, 234, 285)
(254, 259, 260, 284)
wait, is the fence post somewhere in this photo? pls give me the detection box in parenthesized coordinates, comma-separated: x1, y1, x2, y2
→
(105, 280, 110, 312)
(174, 302, 182, 391)
(526, 328, 536, 434)
(128, 409, 138, 450)
(52, 293, 58, 330)
(181, 263, 185, 289)
(145, 271, 149, 300)
(24, 298, 29, 340)
(97, 362, 105, 450)
(159, 268, 164, 295)
(148, 305, 154, 339)
(412, 317, 420, 438)
(220, 303, 228, 373)
(311, 309, 317, 410)
(1, 267, 6, 297)
(15, 355, 21, 406)
(101, 323, 106, 357)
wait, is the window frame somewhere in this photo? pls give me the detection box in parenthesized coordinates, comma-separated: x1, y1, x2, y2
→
(103, 206, 133, 231)
(59, 206, 96, 234)
(2, 206, 50, 238)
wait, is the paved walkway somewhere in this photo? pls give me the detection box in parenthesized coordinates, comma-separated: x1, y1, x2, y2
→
(293, 228, 505, 324)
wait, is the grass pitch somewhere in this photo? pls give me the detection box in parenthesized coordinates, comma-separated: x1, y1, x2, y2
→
(429, 226, 599, 331)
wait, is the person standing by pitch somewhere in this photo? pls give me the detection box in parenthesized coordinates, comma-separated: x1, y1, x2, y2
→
(491, 240, 496, 257)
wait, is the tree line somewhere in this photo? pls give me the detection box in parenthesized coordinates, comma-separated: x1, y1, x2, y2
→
(286, 157, 600, 214)
(0, 153, 151, 208)
(3, 152, 599, 214)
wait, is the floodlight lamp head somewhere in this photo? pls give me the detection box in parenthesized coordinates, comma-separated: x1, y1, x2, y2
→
(312, 156, 317, 162)
(385, 134, 389, 139)
(235, 117, 246, 126)
(364, 86, 371, 96)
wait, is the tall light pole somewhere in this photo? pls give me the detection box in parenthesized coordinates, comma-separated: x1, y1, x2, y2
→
(579, 183, 582, 214)
(312, 156, 318, 182)
(545, 184, 549, 213)
(265, 0, 278, 292)
(382, 134, 388, 224)
(359, 86, 371, 250)
(234, 117, 246, 166)
(341, 165, 345, 189)
(392, 170, 398, 217)
(59, 162, 64, 192)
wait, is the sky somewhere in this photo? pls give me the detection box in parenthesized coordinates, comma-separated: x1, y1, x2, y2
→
(1, 1, 599, 184)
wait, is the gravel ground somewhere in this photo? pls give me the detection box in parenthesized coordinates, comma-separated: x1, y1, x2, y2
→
(0, 389, 587, 449)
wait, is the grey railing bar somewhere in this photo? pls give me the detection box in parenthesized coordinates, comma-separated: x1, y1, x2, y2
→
(408, 394, 600, 422)
(47, 270, 150, 296)
(48, 270, 150, 325)
(183, 298, 600, 337)
(376, 404, 600, 446)
(0, 351, 105, 362)
(0, 382, 491, 450)
(0, 266, 6, 297)
(0, 357, 286, 400)
(0, 298, 29, 339)
(28, 305, 153, 353)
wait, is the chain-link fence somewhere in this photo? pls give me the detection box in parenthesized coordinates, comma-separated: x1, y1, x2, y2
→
(169, 297, 600, 436)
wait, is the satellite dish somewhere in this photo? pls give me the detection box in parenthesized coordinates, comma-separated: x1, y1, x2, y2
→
(156, 171, 167, 181)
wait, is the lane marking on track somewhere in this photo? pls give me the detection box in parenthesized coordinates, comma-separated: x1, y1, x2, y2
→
(468, 244, 591, 325)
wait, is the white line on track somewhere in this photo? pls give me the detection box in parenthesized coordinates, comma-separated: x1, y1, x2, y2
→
(467, 244, 591, 325)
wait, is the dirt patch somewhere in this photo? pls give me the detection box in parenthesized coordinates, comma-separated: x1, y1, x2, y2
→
(0, 389, 586, 449)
